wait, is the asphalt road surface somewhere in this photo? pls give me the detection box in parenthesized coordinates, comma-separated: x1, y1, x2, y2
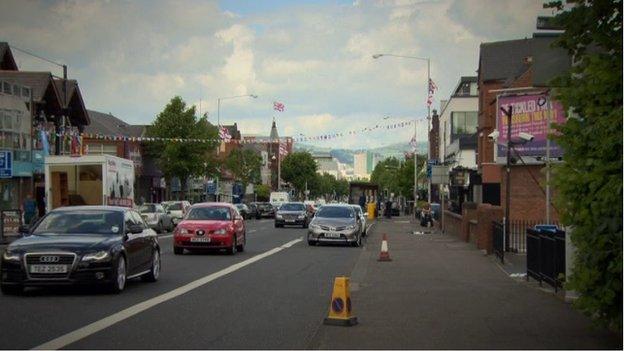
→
(0, 219, 365, 350)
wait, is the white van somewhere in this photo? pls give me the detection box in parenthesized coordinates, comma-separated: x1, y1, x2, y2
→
(270, 192, 290, 208)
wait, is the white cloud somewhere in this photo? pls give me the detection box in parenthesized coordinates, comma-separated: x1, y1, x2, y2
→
(0, 0, 550, 149)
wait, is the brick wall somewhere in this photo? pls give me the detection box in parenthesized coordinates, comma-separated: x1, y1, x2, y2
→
(461, 202, 478, 242)
(443, 210, 462, 237)
(501, 164, 559, 221)
(475, 203, 503, 253)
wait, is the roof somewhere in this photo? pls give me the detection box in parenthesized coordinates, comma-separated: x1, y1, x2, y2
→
(269, 120, 279, 140)
(53, 79, 90, 125)
(189, 202, 236, 209)
(479, 38, 533, 82)
(479, 36, 571, 86)
(0, 71, 60, 103)
(52, 206, 130, 212)
(0, 43, 18, 70)
(86, 110, 143, 137)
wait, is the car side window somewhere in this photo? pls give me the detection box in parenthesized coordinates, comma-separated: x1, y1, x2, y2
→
(131, 211, 147, 229)
(124, 211, 135, 232)
(156, 205, 165, 213)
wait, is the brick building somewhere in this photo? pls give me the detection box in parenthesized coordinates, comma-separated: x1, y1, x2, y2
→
(476, 34, 570, 221)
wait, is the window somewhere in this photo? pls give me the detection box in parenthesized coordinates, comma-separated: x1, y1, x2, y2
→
(12, 84, 19, 96)
(22, 87, 31, 99)
(451, 111, 477, 139)
(131, 211, 147, 229)
(2, 81, 10, 94)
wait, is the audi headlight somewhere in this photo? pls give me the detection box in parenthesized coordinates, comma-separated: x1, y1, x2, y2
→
(214, 228, 227, 235)
(2, 251, 20, 262)
(81, 251, 111, 262)
(309, 224, 320, 230)
(276, 214, 283, 219)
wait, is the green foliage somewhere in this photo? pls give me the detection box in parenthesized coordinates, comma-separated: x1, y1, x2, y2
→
(225, 148, 262, 190)
(255, 184, 271, 201)
(145, 96, 220, 197)
(311, 173, 350, 199)
(547, 0, 622, 331)
(280, 151, 318, 196)
(370, 155, 423, 199)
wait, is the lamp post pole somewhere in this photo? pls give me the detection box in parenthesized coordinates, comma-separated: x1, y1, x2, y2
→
(372, 53, 431, 206)
(501, 105, 513, 256)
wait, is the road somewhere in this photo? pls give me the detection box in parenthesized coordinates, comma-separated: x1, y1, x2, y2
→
(0, 219, 366, 350)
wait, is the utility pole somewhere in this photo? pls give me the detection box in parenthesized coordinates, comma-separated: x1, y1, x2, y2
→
(545, 96, 552, 224)
(501, 105, 513, 258)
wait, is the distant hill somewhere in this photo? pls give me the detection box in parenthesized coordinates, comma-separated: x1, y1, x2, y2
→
(294, 142, 427, 165)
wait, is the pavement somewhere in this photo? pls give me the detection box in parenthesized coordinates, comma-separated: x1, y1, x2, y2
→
(311, 216, 622, 350)
(0, 215, 620, 349)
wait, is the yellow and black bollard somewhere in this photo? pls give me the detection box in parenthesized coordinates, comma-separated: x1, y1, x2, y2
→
(323, 276, 358, 326)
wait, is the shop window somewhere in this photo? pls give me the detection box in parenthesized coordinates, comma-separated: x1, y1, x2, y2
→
(451, 111, 478, 141)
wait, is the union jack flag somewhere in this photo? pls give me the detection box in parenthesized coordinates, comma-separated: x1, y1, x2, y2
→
(219, 126, 232, 141)
(273, 101, 285, 112)
(279, 143, 288, 156)
(427, 78, 438, 106)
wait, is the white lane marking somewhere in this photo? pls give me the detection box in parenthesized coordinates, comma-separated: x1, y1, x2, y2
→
(33, 238, 303, 351)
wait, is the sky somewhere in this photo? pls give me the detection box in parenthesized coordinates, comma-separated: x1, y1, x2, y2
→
(1, 0, 551, 149)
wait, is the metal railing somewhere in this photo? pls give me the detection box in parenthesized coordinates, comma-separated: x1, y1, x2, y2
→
(526, 227, 566, 291)
(492, 221, 505, 263)
(507, 219, 560, 253)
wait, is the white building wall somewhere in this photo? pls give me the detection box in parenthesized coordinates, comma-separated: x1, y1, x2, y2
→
(353, 152, 367, 177)
(439, 96, 478, 166)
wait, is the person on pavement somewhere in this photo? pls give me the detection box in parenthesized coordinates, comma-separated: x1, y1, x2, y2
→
(22, 193, 37, 226)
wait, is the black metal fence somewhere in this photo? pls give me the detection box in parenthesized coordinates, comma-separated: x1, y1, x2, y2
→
(526, 227, 566, 291)
(507, 220, 560, 253)
(492, 221, 505, 263)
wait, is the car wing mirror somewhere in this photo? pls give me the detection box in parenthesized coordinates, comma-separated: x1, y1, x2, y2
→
(127, 224, 143, 234)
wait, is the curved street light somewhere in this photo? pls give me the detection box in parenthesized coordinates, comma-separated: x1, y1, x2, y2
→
(372, 52, 432, 203)
(217, 94, 258, 126)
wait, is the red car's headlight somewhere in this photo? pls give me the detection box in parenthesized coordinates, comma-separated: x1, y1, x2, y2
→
(213, 228, 227, 235)
(176, 228, 189, 235)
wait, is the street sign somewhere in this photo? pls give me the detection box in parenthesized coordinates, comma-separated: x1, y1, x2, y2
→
(0, 150, 12, 178)
(430, 165, 449, 184)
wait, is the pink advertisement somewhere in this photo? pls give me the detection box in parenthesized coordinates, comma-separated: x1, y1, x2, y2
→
(497, 94, 566, 159)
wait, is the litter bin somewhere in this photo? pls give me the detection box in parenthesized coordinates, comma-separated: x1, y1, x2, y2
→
(367, 203, 376, 221)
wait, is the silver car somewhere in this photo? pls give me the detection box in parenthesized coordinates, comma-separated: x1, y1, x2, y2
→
(351, 204, 367, 236)
(307, 204, 362, 247)
(138, 203, 174, 233)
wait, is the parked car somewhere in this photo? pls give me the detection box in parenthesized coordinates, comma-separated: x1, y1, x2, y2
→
(351, 204, 367, 236)
(234, 203, 251, 219)
(275, 202, 311, 228)
(173, 203, 246, 255)
(307, 204, 362, 247)
(162, 201, 191, 226)
(255, 202, 276, 219)
(138, 203, 174, 233)
(0, 206, 160, 295)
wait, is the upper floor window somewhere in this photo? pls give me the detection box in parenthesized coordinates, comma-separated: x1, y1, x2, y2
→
(451, 111, 477, 140)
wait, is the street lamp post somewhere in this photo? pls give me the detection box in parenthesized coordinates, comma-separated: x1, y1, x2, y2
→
(373, 53, 431, 205)
(216, 94, 258, 127)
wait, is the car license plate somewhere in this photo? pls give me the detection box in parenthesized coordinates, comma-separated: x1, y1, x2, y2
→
(30, 265, 68, 274)
(286, 219, 295, 223)
(191, 237, 210, 243)
(324, 233, 340, 238)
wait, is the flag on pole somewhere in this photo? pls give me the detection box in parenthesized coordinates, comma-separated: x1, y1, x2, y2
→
(219, 126, 232, 141)
(409, 135, 419, 151)
(427, 78, 438, 106)
(279, 143, 288, 157)
(273, 101, 285, 112)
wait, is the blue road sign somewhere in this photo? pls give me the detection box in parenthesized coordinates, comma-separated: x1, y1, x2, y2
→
(0, 150, 13, 178)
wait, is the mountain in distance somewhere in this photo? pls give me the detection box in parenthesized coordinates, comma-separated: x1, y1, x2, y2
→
(294, 142, 428, 165)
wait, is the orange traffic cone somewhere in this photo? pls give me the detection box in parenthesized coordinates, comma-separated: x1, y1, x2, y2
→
(323, 276, 358, 326)
(378, 233, 392, 261)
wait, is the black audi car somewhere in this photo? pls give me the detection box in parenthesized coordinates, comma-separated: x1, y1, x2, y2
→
(0, 206, 161, 295)
(274, 202, 311, 228)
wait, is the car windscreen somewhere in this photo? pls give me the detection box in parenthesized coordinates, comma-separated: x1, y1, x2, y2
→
(280, 203, 305, 211)
(316, 206, 354, 218)
(33, 210, 124, 235)
(352, 206, 362, 214)
(138, 204, 156, 213)
(166, 203, 183, 211)
(186, 207, 231, 221)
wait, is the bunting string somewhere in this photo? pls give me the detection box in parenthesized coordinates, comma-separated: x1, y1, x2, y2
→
(79, 118, 421, 144)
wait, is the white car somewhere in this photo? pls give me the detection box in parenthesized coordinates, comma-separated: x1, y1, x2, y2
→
(162, 201, 191, 226)
(350, 204, 367, 236)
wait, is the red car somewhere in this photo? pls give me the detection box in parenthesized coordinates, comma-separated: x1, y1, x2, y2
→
(173, 203, 246, 255)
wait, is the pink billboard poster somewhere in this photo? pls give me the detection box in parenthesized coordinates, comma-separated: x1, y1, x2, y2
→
(497, 94, 566, 158)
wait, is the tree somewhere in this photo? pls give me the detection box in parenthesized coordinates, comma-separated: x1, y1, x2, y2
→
(225, 148, 262, 191)
(547, 0, 622, 331)
(280, 151, 318, 197)
(145, 96, 219, 198)
(255, 184, 271, 201)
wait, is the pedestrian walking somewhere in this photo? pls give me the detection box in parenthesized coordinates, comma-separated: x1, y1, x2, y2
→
(22, 193, 37, 226)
